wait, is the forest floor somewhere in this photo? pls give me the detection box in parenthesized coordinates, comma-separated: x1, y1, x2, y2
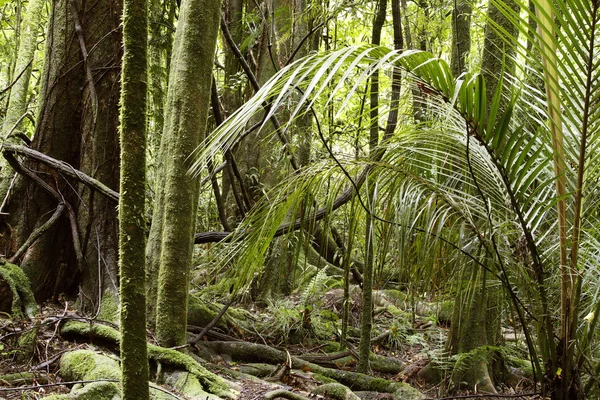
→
(0, 289, 540, 400)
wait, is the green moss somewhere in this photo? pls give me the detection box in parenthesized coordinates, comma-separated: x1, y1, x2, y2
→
(60, 350, 121, 381)
(16, 325, 38, 361)
(97, 291, 120, 323)
(42, 381, 120, 399)
(0, 261, 37, 317)
(61, 320, 121, 343)
(506, 355, 534, 378)
(163, 371, 222, 400)
(381, 289, 409, 305)
(437, 300, 454, 325)
(312, 373, 337, 384)
(187, 294, 230, 328)
(59, 321, 235, 398)
(147, 344, 233, 398)
(311, 383, 360, 400)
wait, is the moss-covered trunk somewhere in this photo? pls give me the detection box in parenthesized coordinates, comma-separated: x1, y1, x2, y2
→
(118, 0, 150, 394)
(0, 0, 45, 139)
(146, 0, 220, 347)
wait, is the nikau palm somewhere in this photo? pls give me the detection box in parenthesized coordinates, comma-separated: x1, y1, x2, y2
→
(191, 0, 600, 397)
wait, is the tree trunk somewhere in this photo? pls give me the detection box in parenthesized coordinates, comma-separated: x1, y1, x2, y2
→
(450, 0, 471, 77)
(118, 0, 150, 394)
(0, 0, 46, 200)
(0, 0, 122, 313)
(147, 0, 220, 347)
(358, 0, 387, 373)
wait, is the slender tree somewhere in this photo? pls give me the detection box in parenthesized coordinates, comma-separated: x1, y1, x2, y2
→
(0, 0, 46, 199)
(147, 0, 221, 346)
(119, 0, 149, 395)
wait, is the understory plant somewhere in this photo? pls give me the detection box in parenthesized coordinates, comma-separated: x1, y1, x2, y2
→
(190, 0, 600, 397)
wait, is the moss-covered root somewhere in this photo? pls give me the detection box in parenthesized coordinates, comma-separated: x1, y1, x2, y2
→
(43, 381, 121, 400)
(263, 389, 310, 400)
(0, 261, 37, 318)
(202, 341, 423, 399)
(59, 321, 236, 398)
(0, 371, 48, 385)
(311, 383, 361, 400)
(41, 350, 121, 400)
(162, 371, 224, 400)
(16, 324, 39, 362)
(147, 345, 235, 398)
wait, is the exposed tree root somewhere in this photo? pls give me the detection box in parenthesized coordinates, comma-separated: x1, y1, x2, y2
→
(201, 341, 422, 398)
(311, 382, 361, 400)
(263, 389, 310, 400)
(58, 320, 236, 398)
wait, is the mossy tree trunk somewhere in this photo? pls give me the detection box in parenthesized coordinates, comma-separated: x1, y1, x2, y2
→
(0, 0, 46, 201)
(118, 0, 150, 395)
(0, 0, 122, 311)
(146, 0, 220, 347)
(0, 0, 45, 136)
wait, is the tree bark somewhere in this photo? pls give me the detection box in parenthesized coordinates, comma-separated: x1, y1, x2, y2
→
(450, 0, 471, 77)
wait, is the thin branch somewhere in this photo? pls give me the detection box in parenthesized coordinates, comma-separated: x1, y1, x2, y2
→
(220, 12, 300, 171)
(0, 59, 33, 98)
(188, 295, 234, 345)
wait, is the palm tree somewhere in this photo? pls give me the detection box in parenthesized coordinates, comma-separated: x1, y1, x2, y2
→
(191, 0, 600, 397)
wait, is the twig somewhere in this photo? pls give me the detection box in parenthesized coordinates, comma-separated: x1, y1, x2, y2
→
(3, 112, 29, 138)
(0, 59, 33, 98)
(220, 12, 299, 171)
